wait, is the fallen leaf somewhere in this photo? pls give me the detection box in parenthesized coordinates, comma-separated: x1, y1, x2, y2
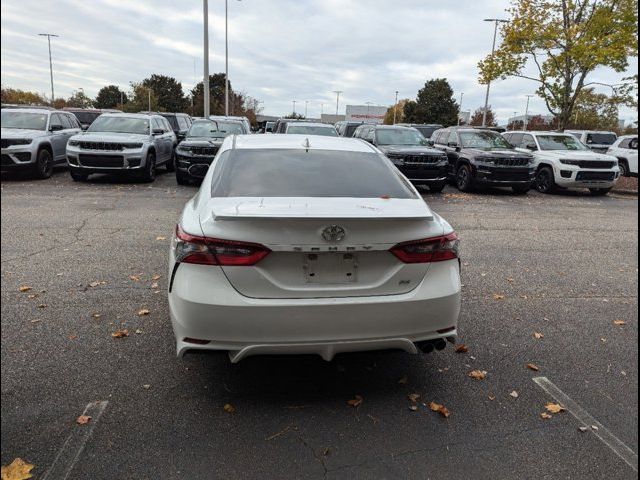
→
(540, 412, 552, 420)
(152, 274, 161, 281)
(137, 309, 150, 316)
(488, 395, 496, 401)
(409, 404, 419, 411)
(111, 329, 129, 338)
(135, 329, 143, 335)
(534, 332, 544, 339)
(429, 401, 451, 418)
(1, 458, 34, 480)
(156, 236, 167, 241)
(506, 277, 515, 282)
(526, 363, 540, 372)
(151, 282, 159, 289)
(18, 286, 32, 293)
(88, 281, 106, 288)
(129, 275, 141, 282)
(397, 375, 408, 384)
(347, 395, 363, 407)
(510, 390, 519, 399)
(468, 370, 487, 380)
(37, 304, 47, 309)
(142, 384, 151, 390)
(223, 403, 236, 413)
(455, 344, 469, 353)
(68, 335, 78, 340)
(407, 393, 421, 403)
(591, 425, 599, 431)
(27, 294, 38, 299)
(76, 415, 91, 425)
(493, 294, 505, 300)
(613, 320, 627, 326)
(92, 313, 101, 319)
(579, 426, 588, 432)
(545, 403, 566, 414)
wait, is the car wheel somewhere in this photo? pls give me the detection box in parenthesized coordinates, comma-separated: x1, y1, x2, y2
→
(140, 151, 157, 183)
(166, 147, 176, 172)
(535, 167, 556, 194)
(69, 170, 88, 182)
(176, 169, 191, 185)
(512, 185, 530, 195)
(429, 182, 446, 193)
(618, 160, 629, 177)
(33, 148, 53, 179)
(455, 164, 473, 192)
(589, 187, 612, 196)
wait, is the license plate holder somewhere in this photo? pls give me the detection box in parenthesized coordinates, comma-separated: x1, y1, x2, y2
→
(303, 253, 358, 284)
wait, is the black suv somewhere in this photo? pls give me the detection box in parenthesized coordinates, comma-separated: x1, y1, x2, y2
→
(396, 123, 443, 139)
(432, 127, 534, 193)
(335, 121, 364, 138)
(354, 125, 449, 192)
(64, 108, 121, 130)
(175, 118, 245, 185)
(141, 112, 192, 142)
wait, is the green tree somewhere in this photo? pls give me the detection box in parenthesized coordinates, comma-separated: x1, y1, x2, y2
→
(1, 88, 46, 105)
(405, 79, 459, 126)
(123, 82, 159, 113)
(66, 90, 93, 108)
(384, 99, 410, 124)
(189, 74, 247, 117)
(141, 74, 186, 112)
(469, 107, 498, 126)
(478, 0, 638, 130)
(95, 85, 128, 109)
(566, 87, 619, 130)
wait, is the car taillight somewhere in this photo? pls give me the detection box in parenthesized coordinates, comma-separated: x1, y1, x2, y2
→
(174, 225, 270, 266)
(390, 232, 460, 263)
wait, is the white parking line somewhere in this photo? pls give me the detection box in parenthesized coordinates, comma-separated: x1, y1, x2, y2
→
(42, 400, 109, 480)
(533, 377, 638, 472)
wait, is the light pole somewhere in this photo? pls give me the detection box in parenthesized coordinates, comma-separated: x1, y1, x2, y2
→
(292, 100, 297, 115)
(203, 0, 210, 118)
(333, 91, 343, 116)
(458, 92, 464, 125)
(305, 101, 309, 118)
(38, 33, 59, 104)
(512, 111, 517, 130)
(393, 90, 399, 125)
(321, 103, 324, 117)
(225, 0, 242, 116)
(481, 18, 508, 127)
(148, 88, 152, 112)
(365, 102, 373, 121)
(523, 95, 534, 131)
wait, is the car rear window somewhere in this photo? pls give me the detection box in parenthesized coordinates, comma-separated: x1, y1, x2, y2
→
(210, 149, 417, 198)
(586, 133, 617, 145)
(344, 124, 360, 137)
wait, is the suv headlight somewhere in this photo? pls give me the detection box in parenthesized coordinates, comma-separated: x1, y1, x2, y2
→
(8, 139, 33, 146)
(123, 143, 143, 149)
(560, 159, 581, 166)
(177, 145, 191, 152)
(68, 140, 80, 147)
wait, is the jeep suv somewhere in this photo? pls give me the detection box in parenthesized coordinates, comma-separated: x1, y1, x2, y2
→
(606, 135, 638, 177)
(66, 113, 176, 182)
(354, 124, 449, 192)
(503, 131, 620, 195)
(565, 130, 617, 154)
(335, 121, 364, 138)
(141, 112, 192, 142)
(175, 119, 245, 185)
(396, 123, 443, 140)
(64, 108, 121, 130)
(1, 108, 82, 178)
(432, 127, 535, 193)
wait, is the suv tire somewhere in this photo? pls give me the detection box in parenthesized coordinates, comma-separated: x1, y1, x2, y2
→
(139, 151, 157, 183)
(176, 169, 191, 185)
(512, 185, 530, 194)
(69, 170, 88, 182)
(429, 182, 446, 193)
(33, 148, 54, 179)
(455, 164, 474, 192)
(165, 147, 176, 172)
(618, 160, 629, 177)
(535, 167, 556, 194)
(589, 187, 612, 196)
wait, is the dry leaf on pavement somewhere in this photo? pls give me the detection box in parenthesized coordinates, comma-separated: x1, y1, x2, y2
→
(429, 402, 451, 418)
(545, 403, 566, 414)
(18, 286, 32, 293)
(223, 403, 236, 413)
(468, 370, 487, 380)
(455, 344, 469, 353)
(613, 320, 627, 326)
(526, 363, 540, 371)
(137, 308, 150, 316)
(151, 282, 159, 289)
(347, 395, 363, 407)
(129, 275, 141, 282)
(534, 332, 544, 339)
(407, 393, 421, 403)
(92, 313, 101, 319)
(76, 415, 92, 425)
(111, 329, 129, 338)
(152, 274, 161, 281)
(540, 412, 553, 420)
(510, 391, 519, 398)
(156, 236, 167, 241)
(493, 294, 505, 300)
(1, 458, 34, 480)
(88, 281, 106, 288)
(488, 395, 496, 401)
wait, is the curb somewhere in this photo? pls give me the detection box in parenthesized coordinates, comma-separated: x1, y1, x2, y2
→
(611, 189, 638, 196)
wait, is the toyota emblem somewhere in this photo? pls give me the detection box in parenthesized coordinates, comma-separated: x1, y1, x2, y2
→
(321, 225, 346, 242)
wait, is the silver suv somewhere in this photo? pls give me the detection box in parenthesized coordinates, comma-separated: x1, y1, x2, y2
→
(66, 113, 177, 182)
(1, 108, 82, 178)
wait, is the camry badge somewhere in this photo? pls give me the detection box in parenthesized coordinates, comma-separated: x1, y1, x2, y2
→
(321, 225, 346, 242)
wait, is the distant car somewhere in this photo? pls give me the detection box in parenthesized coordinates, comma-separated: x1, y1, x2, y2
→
(565, 130, 618, 154)
(503, 131, 620, 195)
(1, 108, 81, 178)
(283, 122, 338, 136)
(140, 112, 192, 142)
(606, 135, 638, 177)
(432, 127, 535, 194)
(353, 124, 449, 192)
(335, 121, 364, 138)
(168, 134, 461, 361)
(64, 108, 121, 130)
(209, 115, 251, 134)
(66, 113, 177, 182)
(264, 121, 276, 133)
(396, 123, 443, 139)
(175, 119, 245, 185)
(272, 118, 316, 134)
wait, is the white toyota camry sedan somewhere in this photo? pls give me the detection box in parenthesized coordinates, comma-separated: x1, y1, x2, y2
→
(168, 134, 461, 362)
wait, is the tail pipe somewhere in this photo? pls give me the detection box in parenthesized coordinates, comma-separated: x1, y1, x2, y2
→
(416, 338, 449, 354)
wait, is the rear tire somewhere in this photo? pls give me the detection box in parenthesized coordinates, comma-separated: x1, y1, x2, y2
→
(618, 160, 629, 177)
(33, 149, 53, 179)
(512, 185, 530, 194)
(69, 170, 88, 182)
(535, 167, 556, 194)
(139, 151, 156, 183)
(455, 164, 474, 192)
(589, 187, 612, 196)
(165, 147, 176, 172)
(429, 182, 446, 193)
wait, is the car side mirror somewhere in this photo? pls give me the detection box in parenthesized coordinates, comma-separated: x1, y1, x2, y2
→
(526, 143, 538, 151)
(152, 128, 164, 135)
(50, 124, 63, 131)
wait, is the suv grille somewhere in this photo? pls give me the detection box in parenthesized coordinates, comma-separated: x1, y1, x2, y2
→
(394, 154, 445, 164)
(79, 154, 124, 168)
(579, 161, 615, 169)
(576, 171, 615, 181)
(77, 142, 133, 151)
(491, 157, 530, 167)
(190, 146, 219, 156)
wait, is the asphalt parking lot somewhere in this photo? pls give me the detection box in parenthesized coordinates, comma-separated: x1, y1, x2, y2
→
(1, 169, 638, 480)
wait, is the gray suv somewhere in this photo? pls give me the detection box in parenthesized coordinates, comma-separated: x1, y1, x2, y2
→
(1, 108, 82, 178)
(66, 113, 177, 182)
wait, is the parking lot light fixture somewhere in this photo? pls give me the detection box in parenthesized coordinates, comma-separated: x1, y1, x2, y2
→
(225, 0, 242, 116)
(394, 91, 399, 125)
(482, 19, 508, 127)
(458, 92, 464, 125)
(203, 0, 210, 118)
(333, 91, 343, 116)
(524, 94, 534, 131)
(38, 33, 59, 104)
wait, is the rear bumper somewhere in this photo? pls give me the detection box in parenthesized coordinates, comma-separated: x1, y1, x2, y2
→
(168, 260, 461, 362)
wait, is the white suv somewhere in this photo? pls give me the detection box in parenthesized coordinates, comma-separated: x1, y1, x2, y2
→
(503, 131, 620, 195)
(606, 135, 638, 177)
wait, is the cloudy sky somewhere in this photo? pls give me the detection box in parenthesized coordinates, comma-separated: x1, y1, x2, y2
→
(1, 0, 637, 124)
